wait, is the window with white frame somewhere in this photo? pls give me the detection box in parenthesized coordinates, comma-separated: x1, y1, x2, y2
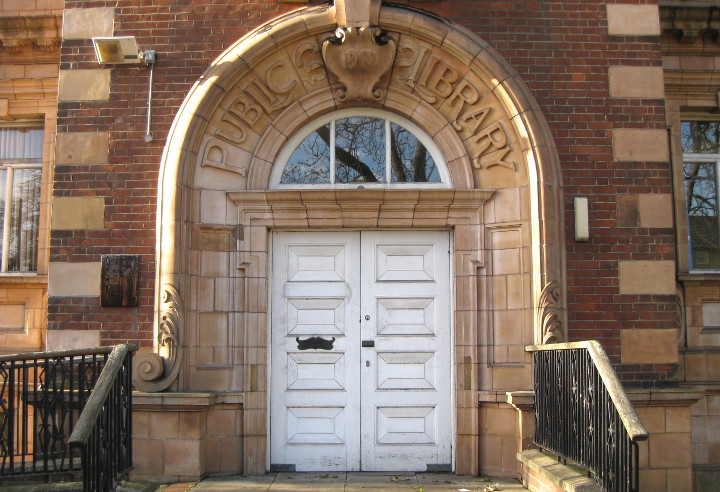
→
(0, 126, 43, 273)
(683, 120, 720, 270)
(271, 109, 449, 188)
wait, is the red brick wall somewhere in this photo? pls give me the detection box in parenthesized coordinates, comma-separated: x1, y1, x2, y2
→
(52, 1, 299, 345)
(52, 0, 677, 385)
(425, 0, 675, 386)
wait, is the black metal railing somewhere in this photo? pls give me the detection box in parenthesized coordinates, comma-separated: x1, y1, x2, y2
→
(0, 346, 114, 481)
(528, 341, 648, 492)
(69, 344, 136, 492)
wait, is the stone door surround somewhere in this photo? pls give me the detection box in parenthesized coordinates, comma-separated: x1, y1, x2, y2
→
(137, 2, 565, 475)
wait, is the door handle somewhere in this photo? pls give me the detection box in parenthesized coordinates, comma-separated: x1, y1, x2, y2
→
(362, 340, 375, 347)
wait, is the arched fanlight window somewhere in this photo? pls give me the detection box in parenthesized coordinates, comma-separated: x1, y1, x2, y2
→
(271, 109, 450, 188)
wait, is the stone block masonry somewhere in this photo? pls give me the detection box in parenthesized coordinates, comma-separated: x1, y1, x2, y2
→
(463, 0, 676, 386)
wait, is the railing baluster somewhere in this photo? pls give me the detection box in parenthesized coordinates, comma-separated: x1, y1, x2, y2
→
(528, 342, 648, 492)
(0, 345, 136, 490)
(69, 344, 137, 492)
(23, 362, 30, 475)
(7, 361, 15, 475)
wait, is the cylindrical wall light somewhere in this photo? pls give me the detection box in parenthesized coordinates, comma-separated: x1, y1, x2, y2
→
(574, 197, 589, 241)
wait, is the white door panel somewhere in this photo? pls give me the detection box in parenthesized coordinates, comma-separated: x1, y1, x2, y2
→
(271, 230, 451, 472)
(286, 244, 347, 281)
(286, 297, 346, 336)
(360, 231, 452, 471)
(271, 231, 360, 471)
(376, 297, 436, 335)
(376, 352, 436, 390)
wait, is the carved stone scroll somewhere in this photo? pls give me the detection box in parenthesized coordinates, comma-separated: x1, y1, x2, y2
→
(538, 281, 565, 344)
(676, 290, 686, 348)
(322, 27, 396, 102)
(134, 283, 184, 392)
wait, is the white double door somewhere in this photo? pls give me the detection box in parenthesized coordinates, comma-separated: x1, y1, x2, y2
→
(270, 230, 452, 472)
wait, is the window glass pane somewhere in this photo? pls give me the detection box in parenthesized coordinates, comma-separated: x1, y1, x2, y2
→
(390, 123, 440, 183)
(335, 117, 385, 183)
(8, 168, 40, 272)
(0, 127, 43, 159)
(280, 124, 331, 184)
(685, 162, 720, 269)
(682, 121, 720, 153)
(0, 169, 5, 264)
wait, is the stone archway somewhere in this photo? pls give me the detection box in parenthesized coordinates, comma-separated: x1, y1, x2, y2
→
(136, 1, 564, 475)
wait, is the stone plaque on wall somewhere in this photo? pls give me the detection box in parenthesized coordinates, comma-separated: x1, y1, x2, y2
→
(101, 255, 139, 307)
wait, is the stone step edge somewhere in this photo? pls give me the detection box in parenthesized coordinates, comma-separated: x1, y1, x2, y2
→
(0, 480, 158, 492)
(517, 449, 601, 492)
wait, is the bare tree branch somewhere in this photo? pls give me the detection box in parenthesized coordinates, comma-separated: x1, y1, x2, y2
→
(315, 124, 378, 182)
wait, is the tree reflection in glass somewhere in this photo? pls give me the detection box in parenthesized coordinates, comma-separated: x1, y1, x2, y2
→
(335, 117, 385, 183)
(682, 121, 720, 153)
(683, 121, 720, 269)
(685, 162, 720, 268)
(0, 169, 5, 266)
(278, 115, 443, 186)
(280, 123, 331, 184)
(390, 123, 439, 183)
(8, 168, 41, 272)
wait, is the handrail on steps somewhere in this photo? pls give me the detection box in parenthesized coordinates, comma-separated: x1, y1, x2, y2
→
(526, 341, 648, 492)
(69, 343, 138, 492)
(527, 340, 647, 440)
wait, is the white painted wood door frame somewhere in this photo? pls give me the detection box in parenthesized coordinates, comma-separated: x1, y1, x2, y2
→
(270, 230, 452, 472)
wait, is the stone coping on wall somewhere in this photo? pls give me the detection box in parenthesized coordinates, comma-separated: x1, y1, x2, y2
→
(482, 387, 702, 408)
(132, 391, 243, 411)
(478, 389, 534, 406)
(625, 388, 702, 407)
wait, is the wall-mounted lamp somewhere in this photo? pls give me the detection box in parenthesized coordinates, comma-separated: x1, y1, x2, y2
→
(92, 36, 145, 64)
(91, 36, 157, 142)
(574, 197, 589, 241)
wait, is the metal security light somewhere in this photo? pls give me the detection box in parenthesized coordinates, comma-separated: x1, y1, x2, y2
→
(92, 36, 145, 64)
(91, 36, 157, 142)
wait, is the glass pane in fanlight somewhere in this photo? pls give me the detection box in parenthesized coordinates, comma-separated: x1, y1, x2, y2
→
(389, 123, 440, 183)
(685, 161, 720, 269)
(281, 124, 331, 184)
(335, 117, 385, 183)
(8, 168, 41, 272)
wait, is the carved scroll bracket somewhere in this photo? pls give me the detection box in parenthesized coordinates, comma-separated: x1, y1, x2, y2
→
(538, 280, 565, 344)
(133, 283, 184, 392)
(320, 0, 394, 102)
(322, 26, 396, 102)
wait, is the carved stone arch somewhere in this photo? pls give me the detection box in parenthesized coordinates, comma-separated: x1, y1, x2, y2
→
(141, 5, 566, 473)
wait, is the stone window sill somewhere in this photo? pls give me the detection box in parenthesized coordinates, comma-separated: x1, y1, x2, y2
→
(678, 272, 720, 282)
(0, 274, 47, 286)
